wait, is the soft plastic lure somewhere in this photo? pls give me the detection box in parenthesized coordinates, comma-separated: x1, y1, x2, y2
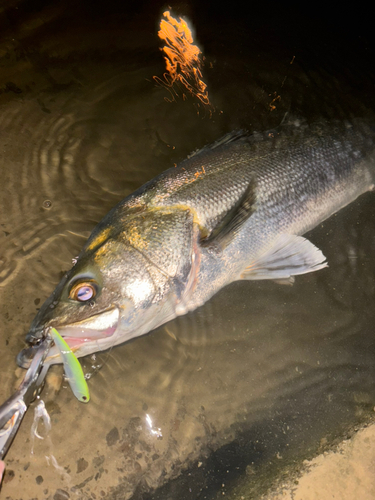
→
(50, 328, 90, 403)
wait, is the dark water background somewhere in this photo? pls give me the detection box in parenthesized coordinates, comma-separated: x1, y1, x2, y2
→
(0, 1, 374, 499)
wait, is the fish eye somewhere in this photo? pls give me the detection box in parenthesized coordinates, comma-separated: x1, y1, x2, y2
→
(69, 281, 97, 302)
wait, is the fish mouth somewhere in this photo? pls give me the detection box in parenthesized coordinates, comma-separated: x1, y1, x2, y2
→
(18, 306, 119, 368)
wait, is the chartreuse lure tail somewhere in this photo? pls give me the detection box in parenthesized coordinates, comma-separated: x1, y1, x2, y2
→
(50, 328, 90, 403)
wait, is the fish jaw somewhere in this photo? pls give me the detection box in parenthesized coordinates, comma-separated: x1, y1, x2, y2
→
(18, 306, 120, 367)
(44, 300, 180, 364)
(45, 337, 109, 364)
(48, 305, 120, 363)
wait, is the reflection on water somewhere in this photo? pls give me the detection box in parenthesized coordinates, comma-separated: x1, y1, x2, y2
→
(0, 1, 374, 499)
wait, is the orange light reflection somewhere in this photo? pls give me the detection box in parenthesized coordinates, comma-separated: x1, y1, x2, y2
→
(154, 10, 212, 113)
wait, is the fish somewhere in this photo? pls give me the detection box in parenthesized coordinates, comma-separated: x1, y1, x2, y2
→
(17, 118, 375, 367)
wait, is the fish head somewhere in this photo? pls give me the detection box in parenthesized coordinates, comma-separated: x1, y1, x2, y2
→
(18, 221, 188, 367)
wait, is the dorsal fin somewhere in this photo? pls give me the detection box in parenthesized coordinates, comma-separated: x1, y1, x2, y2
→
(187, 130, 249, 159)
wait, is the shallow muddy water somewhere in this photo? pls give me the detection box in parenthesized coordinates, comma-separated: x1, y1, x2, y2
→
(0, 1, 375, 499)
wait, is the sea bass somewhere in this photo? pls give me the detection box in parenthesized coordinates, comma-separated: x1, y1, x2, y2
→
(18, 119, 375, 366)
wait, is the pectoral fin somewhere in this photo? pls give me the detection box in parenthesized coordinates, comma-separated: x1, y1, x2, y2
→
(201, 177, 257, 251)
(241, 234, 327, 280)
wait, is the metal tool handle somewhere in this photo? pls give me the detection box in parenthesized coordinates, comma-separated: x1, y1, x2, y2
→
(0, 338, 51, 460)
(0, 399, 27, 460)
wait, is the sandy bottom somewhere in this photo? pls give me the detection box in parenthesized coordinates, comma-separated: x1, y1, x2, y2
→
(261, 423, 375, 500)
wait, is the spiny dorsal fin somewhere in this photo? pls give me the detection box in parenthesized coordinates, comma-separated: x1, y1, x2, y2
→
(187, 127, 284, 159)
(187, 130, 249, 159)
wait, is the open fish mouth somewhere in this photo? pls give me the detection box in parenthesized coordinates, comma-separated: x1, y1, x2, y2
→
(54, 306, 119, 347)
(18, 306, 119, 368)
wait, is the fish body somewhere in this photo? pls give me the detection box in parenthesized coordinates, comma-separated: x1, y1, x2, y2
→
(18, 119, 375, 365)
